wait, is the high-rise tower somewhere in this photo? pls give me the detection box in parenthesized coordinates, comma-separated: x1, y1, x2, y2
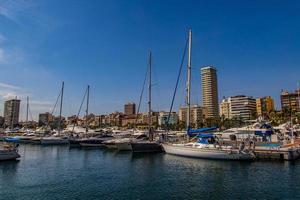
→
(201, 66, 219, 118)
(4, 98, 21, 128)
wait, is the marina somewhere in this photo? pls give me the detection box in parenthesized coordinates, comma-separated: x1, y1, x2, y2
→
(2, 122, 300, 162)
(0, 1, 300, 199)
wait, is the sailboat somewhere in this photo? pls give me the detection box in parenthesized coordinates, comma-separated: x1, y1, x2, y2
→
(69, 85, 91, 147)
(162, 29, 255, 160)
(41, 82, 69, 145)
(130, 51, 163, 153)
(78, 85, 113, 148)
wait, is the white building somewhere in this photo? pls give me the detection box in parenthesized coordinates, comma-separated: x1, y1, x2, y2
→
(220, 95, 257, 120)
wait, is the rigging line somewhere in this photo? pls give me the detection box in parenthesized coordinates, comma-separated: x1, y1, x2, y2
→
(135, 60, 149, 128)
(45, 88, 62, 129)
(166, 37, 189, 130)
(51, 90, 62, 116)
(72, 87, 88, 133)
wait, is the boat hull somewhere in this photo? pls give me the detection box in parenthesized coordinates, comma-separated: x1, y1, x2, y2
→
(105, 143, 117, 149)
(116, 142, 132, 151)
(162, 144, 254, 160)
(40, 139, 69, 145)
(0, 150, 20, 161)
(131, 142, 163, 153)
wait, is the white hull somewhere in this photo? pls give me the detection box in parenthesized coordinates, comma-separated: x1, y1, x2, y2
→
(40, 138, 69, 145)
(162, 144, 254, 160)
(116, 142, 132, 151)
(0, 150, 20, 161)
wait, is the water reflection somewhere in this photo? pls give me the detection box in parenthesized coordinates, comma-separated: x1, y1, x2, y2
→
(1, 144, 300, 200)
(0, 160, 20, 173)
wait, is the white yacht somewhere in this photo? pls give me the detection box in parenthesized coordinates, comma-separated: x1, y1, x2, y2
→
(162, 133, 254, 160)
(218, 122, 274, 142)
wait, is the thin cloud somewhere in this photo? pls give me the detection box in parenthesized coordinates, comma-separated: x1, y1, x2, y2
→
(0, 0, 35, 23)
(0, 82, 23, 101)
(0, 0, 56, 29)
(0, 5, 14, 22)
(0, 91, 17, 99)
(0, 82, 21, 90)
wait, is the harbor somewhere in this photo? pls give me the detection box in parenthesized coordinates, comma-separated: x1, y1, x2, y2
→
(1, 0, 300, 199)
(1, 29, 300, 162)
(2, 119, 300, 162)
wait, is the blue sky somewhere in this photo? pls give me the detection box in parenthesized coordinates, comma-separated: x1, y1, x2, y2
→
(0, 0, 299, 120)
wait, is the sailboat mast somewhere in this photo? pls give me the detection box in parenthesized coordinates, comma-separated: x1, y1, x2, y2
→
(86, 85, 90, 134)
(58, 81, 64, 135)
(148, 51, 152, 140)
(298, 82, 300, 111)
(26, 96, 29, 130)
(186, 29, 192, 131)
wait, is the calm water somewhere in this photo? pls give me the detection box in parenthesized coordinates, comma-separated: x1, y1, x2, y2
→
(1, 145, 300, 200)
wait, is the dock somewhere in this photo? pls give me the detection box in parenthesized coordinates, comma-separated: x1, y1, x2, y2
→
(254, 139, 300, 161)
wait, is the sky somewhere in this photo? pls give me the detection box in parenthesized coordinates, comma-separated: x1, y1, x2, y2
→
(0, 0, 300, 120)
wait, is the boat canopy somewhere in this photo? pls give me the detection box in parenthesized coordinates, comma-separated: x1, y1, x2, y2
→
(187, 127, 217, 137)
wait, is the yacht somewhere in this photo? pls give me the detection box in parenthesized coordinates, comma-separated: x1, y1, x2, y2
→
(103, 130, 134, 149)
(162, 133, 254, 160)
(115, 133, 148, 151)
(129, 51, 163, 153)
(218, 122, 274, 142)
